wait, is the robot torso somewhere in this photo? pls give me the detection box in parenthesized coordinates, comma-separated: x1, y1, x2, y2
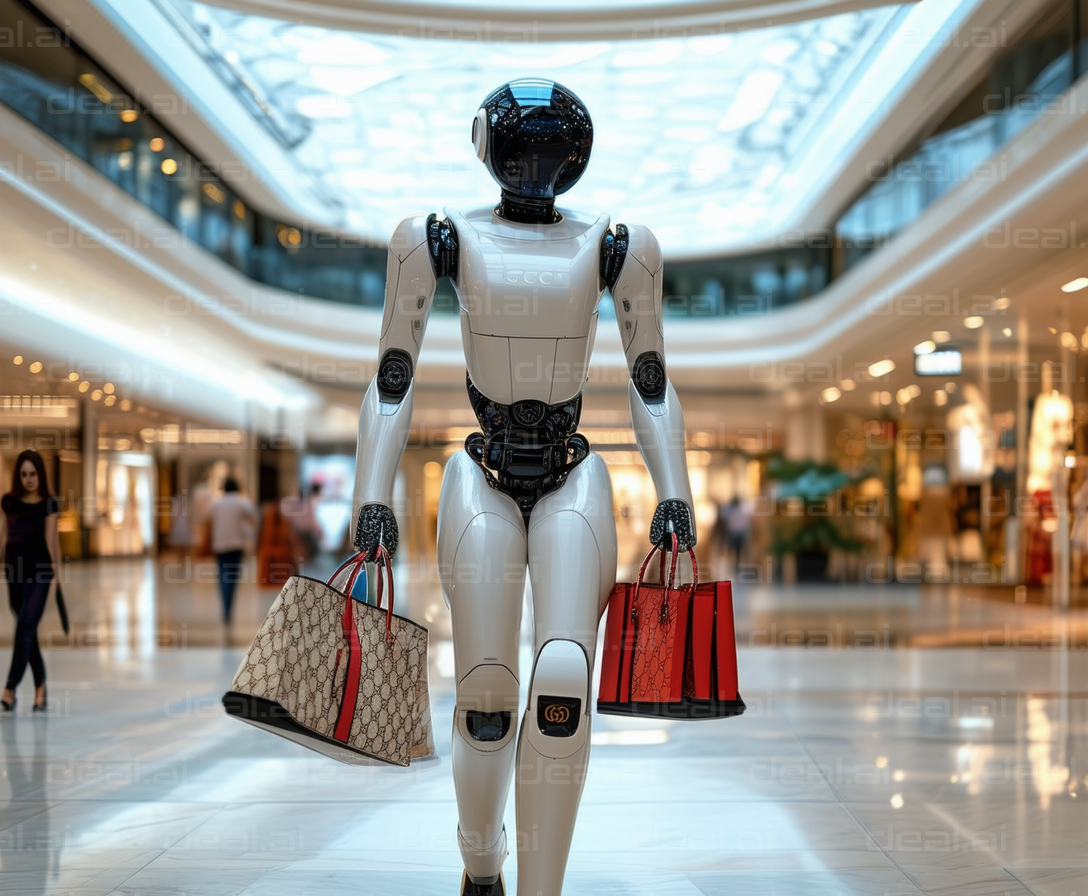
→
(445, 205, 610, 406)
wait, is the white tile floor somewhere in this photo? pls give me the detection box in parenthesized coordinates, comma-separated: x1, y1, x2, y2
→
(1, 558, 1087, 895)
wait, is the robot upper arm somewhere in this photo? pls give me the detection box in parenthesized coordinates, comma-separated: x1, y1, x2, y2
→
(377, 214, 453, 402)
(604, 223, 666, 403)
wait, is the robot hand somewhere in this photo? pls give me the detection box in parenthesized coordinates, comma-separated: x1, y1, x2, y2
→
(649, 499, 696, 553)
(354, 503, 399, 561)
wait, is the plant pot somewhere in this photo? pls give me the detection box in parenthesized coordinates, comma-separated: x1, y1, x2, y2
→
(795, 550, 829, 582)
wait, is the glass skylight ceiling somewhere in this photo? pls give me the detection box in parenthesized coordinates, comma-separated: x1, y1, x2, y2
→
(171, 1, 908, 255)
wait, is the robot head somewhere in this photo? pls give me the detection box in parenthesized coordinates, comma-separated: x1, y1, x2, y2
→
(472, 79, 593, 220)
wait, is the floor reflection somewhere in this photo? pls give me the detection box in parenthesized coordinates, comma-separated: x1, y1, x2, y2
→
(0, 558, 1086, 894)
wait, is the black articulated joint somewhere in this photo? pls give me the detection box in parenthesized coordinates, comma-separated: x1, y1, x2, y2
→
(354, 502, 399, 560)
(650, 499, 697, 553)
(376, 348, 413, 403)
(466, 710, 512, 742)
(427, 213, 459, 280)
(632, 350, 666, 403)
(600, 224, 629, 292)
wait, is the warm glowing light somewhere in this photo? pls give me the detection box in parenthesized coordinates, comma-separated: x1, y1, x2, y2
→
(914, 340, 935, 355)
(1061, 332, 1078, 350)
(1061, 277, 1088, 293)
(875, 756, 888, 768)
(868, 359, 895, 378)
(840, 379, 856, 392)
(935, 390, 948, 407)
(1004, 328, 1013, 338)
(91, 389, 103, 401)
(78, 73, 112, 104)
(28, 361, 42, 373)
(821, 387, 841, 403)
(995, 296, 1011, 310)
(12, 355, 23, 365)
(880, 391, 892, 406)
(964, 316, 984, 329)
(149, 137, 165, 152)
(78, 381, 90, 393)
(68, 372, 79, 381)
(932, 330, 951, 343)
(890, 793, 904, 809)
(104, 395, 117, 406)
(120, 399, 133, 411)
(120, 109, 139, 123)
(103, 383, 115, 394)
(893, 769, 905, 782)
(161, 158, 178, 175)
(202, 182, 226, 203)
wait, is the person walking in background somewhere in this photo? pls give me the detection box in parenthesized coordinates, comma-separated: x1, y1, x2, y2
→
(209, 478, 256, 624)
(722, 495, 752, 573)
(1, 450, 60, 713)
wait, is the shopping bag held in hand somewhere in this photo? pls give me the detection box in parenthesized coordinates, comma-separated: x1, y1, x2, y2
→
(598, 533, 745, 719)
(222, 546, 436, 766)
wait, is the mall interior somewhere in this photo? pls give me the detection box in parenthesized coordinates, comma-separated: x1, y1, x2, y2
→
(2, 0, 1088, 893)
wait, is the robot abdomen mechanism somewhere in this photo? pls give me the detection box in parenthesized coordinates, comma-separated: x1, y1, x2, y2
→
(448, 205, 609, 405)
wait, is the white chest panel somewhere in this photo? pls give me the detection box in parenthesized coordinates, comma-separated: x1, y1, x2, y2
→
(446, 205, 609, 405)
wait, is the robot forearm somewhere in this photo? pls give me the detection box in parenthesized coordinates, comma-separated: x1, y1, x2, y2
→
(629, 379, 697, 549)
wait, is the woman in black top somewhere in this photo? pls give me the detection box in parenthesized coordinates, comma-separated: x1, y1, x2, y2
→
(1, 450, 60, 712)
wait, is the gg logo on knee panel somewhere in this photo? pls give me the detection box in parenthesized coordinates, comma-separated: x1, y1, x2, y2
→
(537, 697, 581, 737)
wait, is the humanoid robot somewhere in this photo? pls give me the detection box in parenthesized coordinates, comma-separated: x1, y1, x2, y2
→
(351, 79, 696, 896)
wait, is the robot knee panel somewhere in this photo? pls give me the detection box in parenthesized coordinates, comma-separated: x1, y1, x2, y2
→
(523, 640, 590, 760)
(456, 663, 520, 753)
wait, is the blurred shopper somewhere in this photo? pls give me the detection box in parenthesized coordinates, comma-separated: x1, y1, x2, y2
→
(257, 500, 303, 587)
(1, 450, 60, 712)
(282, 483, 324, 561)
(209, 478, 256, 624)
(1072, 472, 1088, 586)
(721, 496, 751, 572)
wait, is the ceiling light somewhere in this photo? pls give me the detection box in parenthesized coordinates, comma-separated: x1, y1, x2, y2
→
(120, 109, 138, 123)
(821, 387, 841, 403)
(1061, 277, 1088, 293)
(1061, 332, 1078, 350)
(880, 391, 892, 406)
(103, 383, 115, 394)
(12, 355, 23, 365)
(78, 381, 90, 393)
(28, 361, 42, 373)
(932, 331, 951, 343)
(120, 399, 133, 411)
(964, 316, 984, 329)
(840, 379, 856, 392)
(68, 371, 79, 381)
(935, 390, 948, 407)
(149, 137, 165, 152)
(914, 341, 935, 355)
(995, 297, 1011, 310)
(1004, 328, 1013, 337)
(161, 158, 178, 175)
(91, 389, 103, 401)
(869, 359, 895, 378)
(104, 395, 116, 406)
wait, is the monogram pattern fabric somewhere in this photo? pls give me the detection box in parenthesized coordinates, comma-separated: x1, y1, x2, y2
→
(230, 575, 435, 766)
(628, 582, 691, 703)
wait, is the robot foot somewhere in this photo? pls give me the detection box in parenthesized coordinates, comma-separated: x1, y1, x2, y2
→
(461, 871, 505, 896)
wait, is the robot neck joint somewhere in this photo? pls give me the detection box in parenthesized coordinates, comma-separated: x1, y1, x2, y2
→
(496, 192, 560, 225)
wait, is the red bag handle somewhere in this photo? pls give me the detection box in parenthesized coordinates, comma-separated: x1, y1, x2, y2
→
(331, 547, 395, 637)
(328, 552, 367, 595)
(632, 533, 698, 626)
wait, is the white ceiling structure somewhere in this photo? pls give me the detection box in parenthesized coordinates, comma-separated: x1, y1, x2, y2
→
(163, 0, 913, 255)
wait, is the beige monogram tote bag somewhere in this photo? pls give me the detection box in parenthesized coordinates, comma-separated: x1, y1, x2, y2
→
(223, 547, 436, 767)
